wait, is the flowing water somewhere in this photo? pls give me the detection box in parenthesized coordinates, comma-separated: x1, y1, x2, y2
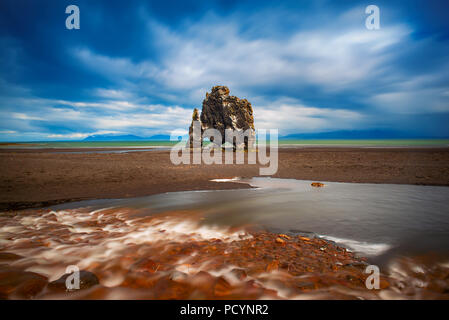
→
(1, 178, 449, 299)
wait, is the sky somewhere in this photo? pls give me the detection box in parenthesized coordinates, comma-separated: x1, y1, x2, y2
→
(1, 0, 449, 141)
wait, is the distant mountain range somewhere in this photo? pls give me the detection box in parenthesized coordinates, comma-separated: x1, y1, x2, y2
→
(82, 130, 447, 142)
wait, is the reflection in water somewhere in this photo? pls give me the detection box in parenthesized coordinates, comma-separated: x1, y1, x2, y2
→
(1, 178, 449, 299)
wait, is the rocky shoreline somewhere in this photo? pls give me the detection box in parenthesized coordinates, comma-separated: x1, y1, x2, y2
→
(0, 204, 382, 299)
(1, 206, 449, 299)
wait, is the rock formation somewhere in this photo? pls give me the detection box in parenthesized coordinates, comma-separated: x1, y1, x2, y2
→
(188, 108, 201, 148)
(188, 86, 255, 150)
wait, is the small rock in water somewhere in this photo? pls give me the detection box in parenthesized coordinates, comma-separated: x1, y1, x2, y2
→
(214, 276, 232, 297)
(379, 279, 390, 289)
(266, 260, 280, 272)
(230, 268, 247, 280)
(275, 237, 285, 244)
(311, 182, 325, 187)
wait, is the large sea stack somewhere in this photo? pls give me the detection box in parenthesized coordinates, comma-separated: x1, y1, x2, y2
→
(188, 86, 255, 150)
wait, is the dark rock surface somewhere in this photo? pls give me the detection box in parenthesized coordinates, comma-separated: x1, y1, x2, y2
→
(0, 266, 48, 299)
(188, 86, 255, 149)
(188, 108, 201, 148)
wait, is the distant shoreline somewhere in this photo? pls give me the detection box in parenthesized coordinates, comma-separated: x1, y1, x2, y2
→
(1, 138, 449, 150)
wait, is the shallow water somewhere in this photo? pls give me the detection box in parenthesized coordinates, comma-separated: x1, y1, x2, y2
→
(216, 178, 449, 258)
(2, 178, 449, 299)
(54, 177, 449, 258)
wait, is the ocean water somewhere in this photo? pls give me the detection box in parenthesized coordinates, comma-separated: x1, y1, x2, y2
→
(1, 139, 449, 149)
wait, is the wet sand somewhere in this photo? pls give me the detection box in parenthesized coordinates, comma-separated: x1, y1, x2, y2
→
(1, 147, 449, 211)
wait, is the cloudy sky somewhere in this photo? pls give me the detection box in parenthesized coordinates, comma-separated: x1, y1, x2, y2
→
(1, 0, 449, 141)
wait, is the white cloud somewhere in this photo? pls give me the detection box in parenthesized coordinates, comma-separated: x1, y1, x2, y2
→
(255, 98, 364, 134)
(93, 88, 133, 100)
(11, 112, 45, 121)
(55, 99, 141, 111)
(46, 133, 90, 139)
(94, 106, 191, 129)
(370, 71, 449, 114)
(372, 89, 449, 114)
(46, 130, 123, 139)
(72, 12, 411, 105)
(1, 94, 193, 138)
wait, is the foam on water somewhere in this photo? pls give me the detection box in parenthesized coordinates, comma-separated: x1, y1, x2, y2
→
(318, 235, 392, 256)
(211, 177, 241, 183)
(0, 207, 251, 283)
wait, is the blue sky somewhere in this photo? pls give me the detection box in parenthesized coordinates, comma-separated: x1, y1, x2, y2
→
(1, 0, 449, 141)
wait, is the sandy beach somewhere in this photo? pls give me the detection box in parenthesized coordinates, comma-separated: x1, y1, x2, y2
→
(1, 147, 448, 211)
